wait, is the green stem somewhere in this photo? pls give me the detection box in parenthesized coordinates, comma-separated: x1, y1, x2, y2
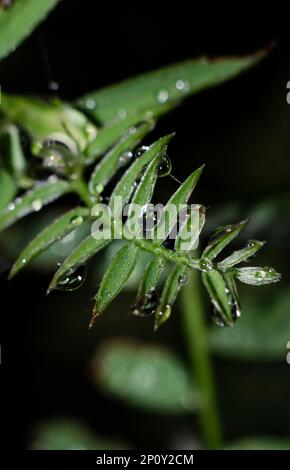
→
(72, 177, 95, 208)
(180, 270, 223, 449)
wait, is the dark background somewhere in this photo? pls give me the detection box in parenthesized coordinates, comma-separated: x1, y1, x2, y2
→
(1, 0, 289, 450)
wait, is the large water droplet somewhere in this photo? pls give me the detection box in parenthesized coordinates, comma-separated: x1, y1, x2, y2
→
(157, 155, 172, 177)
(31, 199, 43, 212)
(157, 89, 169, 103)
(119, 151, 133, 167)
(131, 289, 158, 317)
(56, 265, 86, 291)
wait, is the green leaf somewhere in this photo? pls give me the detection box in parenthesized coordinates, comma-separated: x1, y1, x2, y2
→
(234, 266, 281, 286)
(155, 264, 187, 331)
(0, 95, 97, 153)
(92, 244, 139, 322)
(202, 269, 233, 326)
(136, 257, 166, 302)
(93, 340, 196, 413)
(9, 207, 89, 279)
(30, 419, 125, 450)
(0, 178, 70, 232)
(210, 289, 290, 361)
(225, 437, 290, 450)
(88, 121, 152, 195)
(47, 234, 110, 294)
(109, 134, 173, 215)
(0, 167, 17, 211)
(218, 239, 265, 271)
(175, 205, 206, 253)
(202, 219, 248, 261)
(77, 53, 264, 125)
(0, 124, 26, 180)
(0, 0, 58, 61)
(154, 165, 204, 244)
(85, 112, 158, 164)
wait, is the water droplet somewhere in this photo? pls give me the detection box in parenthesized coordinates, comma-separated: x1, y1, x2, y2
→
(199, 257, 213, 271)
(247, 240, 257, 248)
(119, 151, 133, 166)
(56, 265, 86, 291)
(157, 89, 169, 103)
(131, 289, 157, 317)
(48, 80, 59, 92)
(117, 108, 127, 118)
(31, 199, 43, 212)
(21, 258, 27, 265)
(211, 309, 226, 327)
(135, 146, 149, 158)
(178, 274, 188, 286)
(157, 155, 172, 177)
(155, 304, 172, 330)
(70, 215, 84, 226)
(7, 202, 15, 212)
(85, 97, 96, 110)
(175, 79, 190, 92)
(95, 183, 104, 194)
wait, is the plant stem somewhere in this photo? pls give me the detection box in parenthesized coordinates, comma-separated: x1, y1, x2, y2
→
(73, 177, 94, 208)
(180, 270, 223, 449)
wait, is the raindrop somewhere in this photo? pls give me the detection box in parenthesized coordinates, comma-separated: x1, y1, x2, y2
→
(211, 309, 226, 327)
(56, 265, 86, 291)
(119, 151, 133, 167)
(95, 183, 104, 194)
(131, 289, 158, 317)
(157, 155, 172, 177)
(85, 97, 96, 110)
(175, 79, 190, 92)
(70, 215, 84, 226)
(7, 202, 15, 212)
(135, 146, 149, 158)
(157, 89, 169, 103)
(247, 240, 257, 248)
(178, 274, 188, 286)
(31, 199, 43, 212)
(199, 257, 213, 272)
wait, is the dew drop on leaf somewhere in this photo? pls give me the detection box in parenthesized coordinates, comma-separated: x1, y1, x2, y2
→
(178, 274, 188, 286)
(85, 97, 96, 110)
(70, 215, 84, 227)
(119, 151, 133, 167)
(56, 265, 87, 291)
(175, 79, 190, 92)
(157, 89, 169, 103)
(131, 289, 158, 317)
(135, 146, 149, 158)
(157, 155, 172, 177)
(95, 183, 104, 194)
(199, 257, 213, 272)
(31, 199, 43, 212)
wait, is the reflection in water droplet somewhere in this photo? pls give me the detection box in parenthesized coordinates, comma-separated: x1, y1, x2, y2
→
(119, 151, 133, 167)
(155, 304, 172, 330)
(135, 146, 149, 158)
(7, 202, 15, 212)
(157, 155, 172, 177)
(211, 309, 226, 327)
(56, 265, 86, 291)
(157, 89, 169, 103)
(31, 199, 43, 212)
(131, 289, 158, 317)
(70, 215, 84, 226)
